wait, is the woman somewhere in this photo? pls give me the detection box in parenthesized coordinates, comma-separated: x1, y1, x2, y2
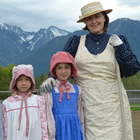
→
(42, 2, 140, 140)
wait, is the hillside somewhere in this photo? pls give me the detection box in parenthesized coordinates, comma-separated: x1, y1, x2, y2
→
(20, 18, 140, 76)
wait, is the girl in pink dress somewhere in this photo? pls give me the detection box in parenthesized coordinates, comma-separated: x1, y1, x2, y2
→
(2, 64, 48, 140)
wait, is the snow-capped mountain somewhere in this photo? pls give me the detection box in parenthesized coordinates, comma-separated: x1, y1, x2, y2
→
(1, 18, 140, 77)
(0, 23, 35, 42)
(27, 26, 70, 51)
(21, 18, 140, 76)
(0, 23, 70, 67)
(0, 23, 70, 51)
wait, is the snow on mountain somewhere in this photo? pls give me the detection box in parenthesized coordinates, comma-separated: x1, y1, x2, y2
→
(0, 23, 70, 51)
(26, 26, 70, 51)
(0, 23, 22, 33)
(20, 34, 34, 42)
(48, 26, 70, 37)
(0, 23, 71, 67)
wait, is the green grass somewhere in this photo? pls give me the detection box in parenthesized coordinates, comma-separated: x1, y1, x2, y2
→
(130, 104, 140, 111)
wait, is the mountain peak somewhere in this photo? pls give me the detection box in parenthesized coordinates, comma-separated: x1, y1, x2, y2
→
(1, 18, 140, 77)
(48, 26, 58, 30)
(0, 23, 23, 33)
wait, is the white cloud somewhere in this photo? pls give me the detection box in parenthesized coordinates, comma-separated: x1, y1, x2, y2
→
(0, 0, 140, 32)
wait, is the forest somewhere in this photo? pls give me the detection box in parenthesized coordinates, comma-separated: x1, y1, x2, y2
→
(0, 64, 140, 100)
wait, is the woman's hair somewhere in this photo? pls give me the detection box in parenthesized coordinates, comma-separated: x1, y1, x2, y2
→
(83, 12, 109, 33)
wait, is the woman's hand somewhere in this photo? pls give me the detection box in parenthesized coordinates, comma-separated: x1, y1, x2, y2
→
(40, 78, 56, 93)
(110, 34, 123, 47)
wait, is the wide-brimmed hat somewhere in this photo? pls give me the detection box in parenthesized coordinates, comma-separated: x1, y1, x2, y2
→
(77, 2, 112, 22)
(9, 64, 35, 93)
(50, 52, 77, 78)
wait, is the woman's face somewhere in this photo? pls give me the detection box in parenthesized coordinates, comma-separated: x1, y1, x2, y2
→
(84, 13, 105, 34)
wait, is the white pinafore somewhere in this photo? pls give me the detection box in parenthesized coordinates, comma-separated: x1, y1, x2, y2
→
(74, 35, 133, 140)
(3, 95, 42, 140)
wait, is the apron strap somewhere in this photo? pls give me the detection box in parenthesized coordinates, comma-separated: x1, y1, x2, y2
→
(109, 34, 128, 140)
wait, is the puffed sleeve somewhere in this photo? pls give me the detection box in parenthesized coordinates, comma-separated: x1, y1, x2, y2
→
(41, 92, 56, 140)
(77, 86, 85, 134)
(37, 96, 49, 140)
(62, 35, 80, 58)
(114, 35, 140, 77)
(2, 104, 7, 140)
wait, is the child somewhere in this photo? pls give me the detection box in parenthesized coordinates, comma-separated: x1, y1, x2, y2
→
(0, 103, 4, 140)
(41, 52, 84, 140)
(2, 64, 48, 140)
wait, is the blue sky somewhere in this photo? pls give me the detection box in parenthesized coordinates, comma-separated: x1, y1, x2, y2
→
(0, 0, 140, 32)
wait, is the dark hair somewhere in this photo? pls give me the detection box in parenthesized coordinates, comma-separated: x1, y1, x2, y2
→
(83, 12, 109, 33)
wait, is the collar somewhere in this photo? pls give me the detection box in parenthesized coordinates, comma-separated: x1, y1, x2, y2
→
(56, 79, 71, 102)
(89, 32, 106, 42)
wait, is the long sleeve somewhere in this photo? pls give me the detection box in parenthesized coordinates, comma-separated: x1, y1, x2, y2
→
(63, 33, 140, 78)
(41, 92, 56, 140)
(37, 96, 49, 140)
(0, 104, 4, 140)
(77, 86, 85, 134)
(2, 104, 7, 140)
(62, 35, 80, 58)
(115, 35, 140, 77)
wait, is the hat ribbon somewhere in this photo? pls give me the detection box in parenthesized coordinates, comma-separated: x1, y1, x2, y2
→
(58, 81, 71, 102)
(18, 91, 29, 137)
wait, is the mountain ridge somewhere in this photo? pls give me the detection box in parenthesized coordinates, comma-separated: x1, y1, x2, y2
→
(0, 24, 70, 67)
(20, 18, 140, 76)
(0, 18, 140, 76)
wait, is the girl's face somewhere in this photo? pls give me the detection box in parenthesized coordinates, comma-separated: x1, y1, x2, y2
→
(54, 63, 72, 82)
(84, 13, 105, 34)
(16, 75, 32, 94)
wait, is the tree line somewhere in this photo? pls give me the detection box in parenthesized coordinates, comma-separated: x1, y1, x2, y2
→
(0, 64, 140, 91)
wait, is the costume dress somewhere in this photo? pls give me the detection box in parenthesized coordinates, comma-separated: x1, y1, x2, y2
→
(62, 32, 140, 140)
(42, 80, 84, 140)
(0, 103, 4, 140)
(2, 94, 48, 140)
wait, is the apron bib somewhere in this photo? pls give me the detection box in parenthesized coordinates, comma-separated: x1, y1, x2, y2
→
(74, 35, 133, 140)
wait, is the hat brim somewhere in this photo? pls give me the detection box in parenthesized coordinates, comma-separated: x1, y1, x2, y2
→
(51, 62, 77, 78)
(77, 9, 112, 23)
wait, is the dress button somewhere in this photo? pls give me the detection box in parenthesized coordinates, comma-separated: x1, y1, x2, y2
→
(97, 42, 99, 44)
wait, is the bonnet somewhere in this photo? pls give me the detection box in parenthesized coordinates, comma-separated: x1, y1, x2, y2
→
(9, 64, 35, 93)
(50, 52, 77, 102)
(9, 64, 35, 137)
(50, 51, 77, 78)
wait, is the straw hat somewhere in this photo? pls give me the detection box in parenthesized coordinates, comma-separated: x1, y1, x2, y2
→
(77, 2, 112, 22)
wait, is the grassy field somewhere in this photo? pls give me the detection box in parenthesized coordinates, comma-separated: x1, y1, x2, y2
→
(130, 104, 140, 111)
